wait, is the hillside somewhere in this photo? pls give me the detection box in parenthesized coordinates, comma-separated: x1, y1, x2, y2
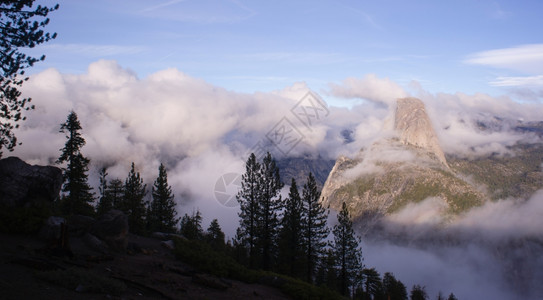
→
(320, 97, 543, 226)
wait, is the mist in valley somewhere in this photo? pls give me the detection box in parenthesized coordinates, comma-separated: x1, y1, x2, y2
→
(12, 61, 543, 299)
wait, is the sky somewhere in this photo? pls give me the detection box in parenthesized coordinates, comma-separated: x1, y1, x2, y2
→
(28, 0, 543, 105)
(8, 2, 543, 298)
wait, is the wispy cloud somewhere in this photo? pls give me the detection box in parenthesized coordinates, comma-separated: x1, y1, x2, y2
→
(490, 75, 543, 87)
(338, 4, 383, 30)
(243, 52, 344, 64)
(138, 0, 256, 24)
(43, 43, 147, 57)
(140, 0, 187, 13)
(464, 44, 543, 74)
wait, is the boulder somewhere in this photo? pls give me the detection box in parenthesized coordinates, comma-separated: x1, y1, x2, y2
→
(90, 210, 128, 252)
(38, 216, 66, 241)
(0, 156, 62, 207)
(68, 214, 96, 237)
(83, 233, 109, 254)
(161, 240, 175, 250)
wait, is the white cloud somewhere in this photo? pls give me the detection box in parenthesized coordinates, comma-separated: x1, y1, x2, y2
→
(465, 44, 543, 74)
(328, 74, 408, 106)
(490, 75, 543, 87)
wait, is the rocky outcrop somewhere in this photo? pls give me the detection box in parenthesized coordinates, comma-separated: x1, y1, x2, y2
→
(321, 98, 483, 226)
(0, 157, 62, 207)
(395, 97, 448, 167)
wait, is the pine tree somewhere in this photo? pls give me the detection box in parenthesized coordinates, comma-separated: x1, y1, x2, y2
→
(148, 163, 179, 233)
(410, 285, 428, 300)
(0, 1, 58, 156)
(447, 293, 458, 300)
(278, 178, 304, 277)
(96, 167, 113, 215)
(258, 152, 283, 270)
(106, 178, 124, 210)
(315, 248, 338, 291)
(362, 268, 384, 300)
(206, 219, 225, 251)
(301, 172, 329, 283)
(57, 111, 94, 216)
(236, 153, 262, 268)
(123, 162, 147, 235)
(332, 202, 363, 296)
(179, 209, 203, 240)
(383, 272, 408, 300)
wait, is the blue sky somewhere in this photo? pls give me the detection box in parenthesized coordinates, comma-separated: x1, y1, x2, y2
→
(29, 0, 543, 104)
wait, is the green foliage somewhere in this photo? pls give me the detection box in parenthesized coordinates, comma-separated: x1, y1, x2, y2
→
(35, 267, 126, 295)
(332, 202, 363, 296)
(105, 178, 124, 210)
(205, 218, 225, 251)
(302, 172, 330, 283)
(179, 209, 203, 240)
(258, 152, 283, 270)
(57, 111, 95, 216)
(236, 152, 262, 268)
(278, 178, 305, 278)
(147, 163, 179, 233)
(315, 248, 338, 291)
(383, 272, 408, 300)
(122, 162, 147, 234)
(0, 0, 58, 156)
(360, 268, 384, 300)
(174, 236, 258, 281)
(447, 293, 458, 300)
(0, 202, 51, 233)
(96, 167, 113, 215)
(410, 284, 428, 300)
(450, 143, 543, 200)
(173, 237, 345, 300)
(236, 152, 283, 270)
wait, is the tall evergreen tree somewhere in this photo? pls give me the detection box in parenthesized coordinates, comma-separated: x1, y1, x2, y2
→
(446, 293, 458, 300)
(123, 162, 147, 234)
(106, 178, 124, 210)
(383, 272, 408, 300)
(258, 152, 283, 270)
(96, 167, 113, 215)
(278, 178, 304, 277)
(410, 285, 428, 300)
(301, 172, 329, 283)
(206, 219, 225, 251)
(332, 202, 363, 296)
(57, 111, 94, 216)
(148, 163, 179, 233)
(0, 1, 58, 156)
(236, 153, 262, 268)
(179, 209, 203, 240)
(361, 268, 384, 300)
(315, 248, 338, 291)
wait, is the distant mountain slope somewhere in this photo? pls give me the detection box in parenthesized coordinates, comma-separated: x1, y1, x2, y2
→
(320, 97, 543, 225)
(277, 155, 335, 188)
(448, 143, 543, 200)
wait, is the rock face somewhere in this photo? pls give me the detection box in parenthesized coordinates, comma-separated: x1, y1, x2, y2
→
(321, 98, 484, 227)
(394, 98, 448, 167)
(0, 157, 63, 207)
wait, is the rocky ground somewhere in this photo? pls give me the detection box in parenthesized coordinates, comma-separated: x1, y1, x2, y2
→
(0, 232, 290, 300)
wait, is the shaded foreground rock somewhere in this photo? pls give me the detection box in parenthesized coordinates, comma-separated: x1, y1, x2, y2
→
(90, 210, 129, 252)
(0, 156, 62, 207)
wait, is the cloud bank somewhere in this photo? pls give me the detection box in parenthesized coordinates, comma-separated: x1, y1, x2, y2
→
(9, 60, 543, 299)
(12, 60, 543, 223)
